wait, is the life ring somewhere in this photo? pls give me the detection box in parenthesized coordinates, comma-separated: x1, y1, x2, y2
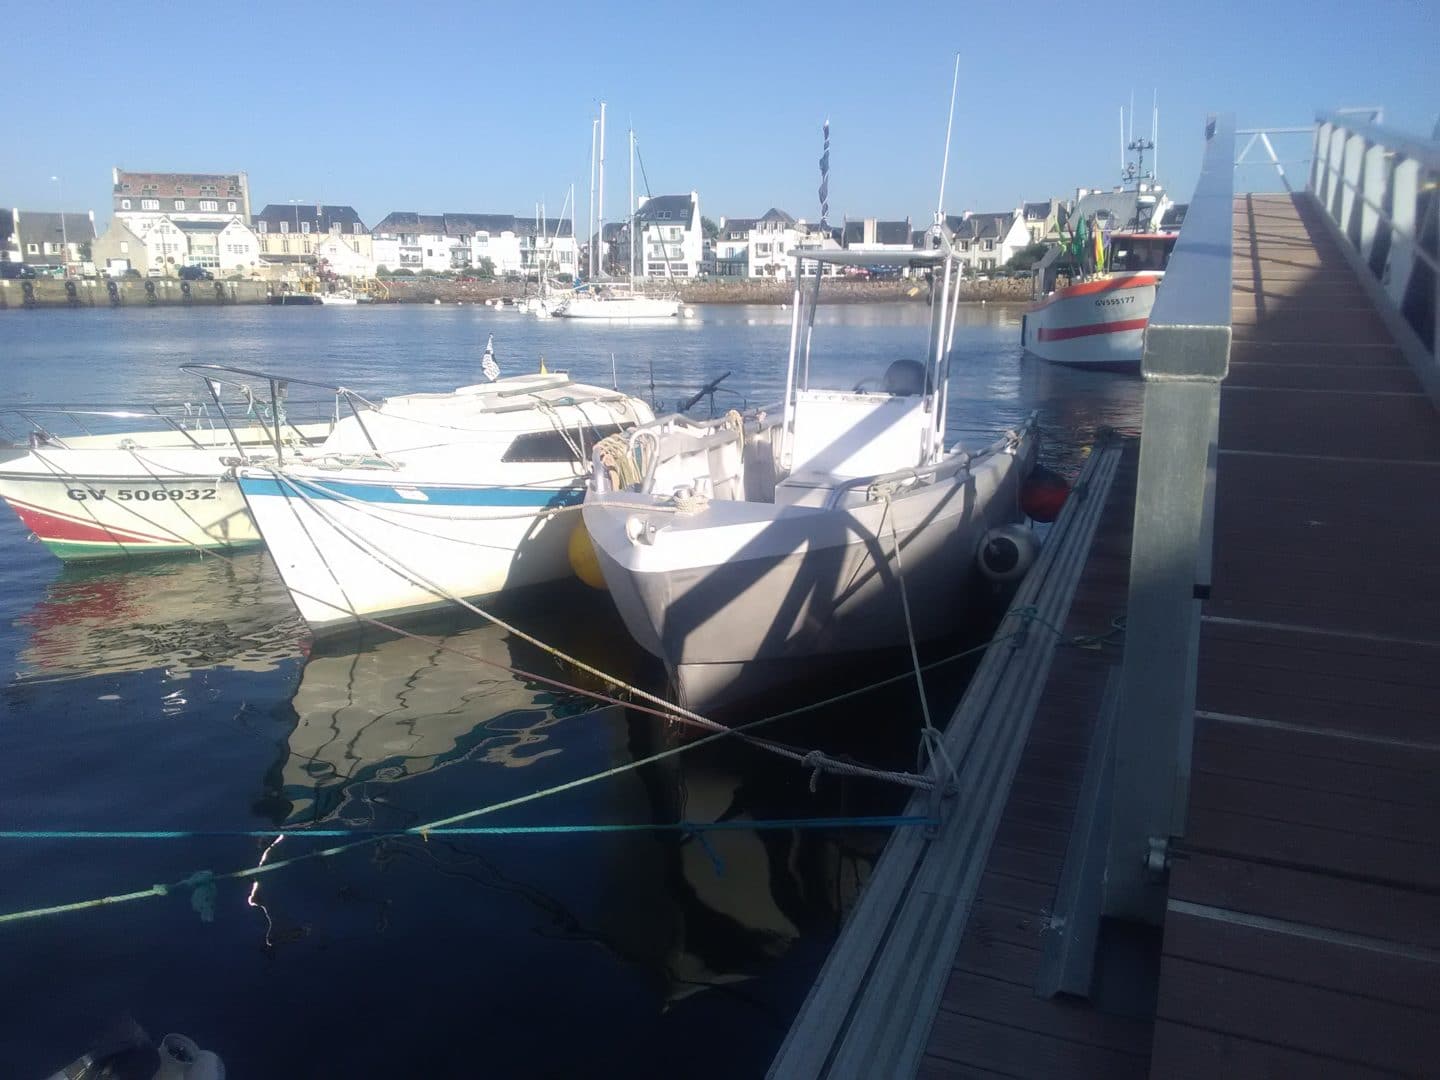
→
(181, 280, 192, 301)
(64, 279, 78, 301)
(107, 279, 121, 305)
(22, 281, 36, 306)
(214, 281, 226, 303)
(144, 279, 157, 304)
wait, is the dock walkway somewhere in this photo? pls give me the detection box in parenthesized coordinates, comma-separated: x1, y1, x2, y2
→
(1149, 192, 1440, 1077)
(776, 188, 1439, 1078)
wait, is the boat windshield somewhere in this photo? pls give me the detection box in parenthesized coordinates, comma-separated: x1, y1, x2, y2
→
(1108, 234, 1176, 272)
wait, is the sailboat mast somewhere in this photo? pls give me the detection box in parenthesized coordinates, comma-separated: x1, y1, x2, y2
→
(589, 119, 598, 278)
(629, 127, 635, 280)
(597, 101, 606, 278)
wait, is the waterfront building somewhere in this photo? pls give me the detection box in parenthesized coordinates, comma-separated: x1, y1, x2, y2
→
(841, 217, 916, 275)
(1021, 199, 1067, 244)
(371, 213, 450, 273)
(635, 192, 703, 278)
(253, 204, 370, 274)
(109, 169, 257, 274)
(9, 209, 96, 271)
(714, 216, 754, 276)
(948, 210, 1031, 274)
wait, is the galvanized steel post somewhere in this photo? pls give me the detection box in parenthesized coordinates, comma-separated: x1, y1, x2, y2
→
(1103, 114, 1235, 924)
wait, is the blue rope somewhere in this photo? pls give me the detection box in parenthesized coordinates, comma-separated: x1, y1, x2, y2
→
(0, 815, 935, 842)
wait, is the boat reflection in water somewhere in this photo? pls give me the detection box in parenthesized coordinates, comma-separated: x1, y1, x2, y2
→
(255, 599, 628, 826)
(255, 584, 909, 1009)
(14, 550, 304, 684)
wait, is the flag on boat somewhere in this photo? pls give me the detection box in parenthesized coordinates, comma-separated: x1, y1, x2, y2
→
(818, 120, 830, 226)
(481, 334, 500, 381)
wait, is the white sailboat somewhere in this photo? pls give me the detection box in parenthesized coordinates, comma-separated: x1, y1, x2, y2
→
(556, 106, 680, 320)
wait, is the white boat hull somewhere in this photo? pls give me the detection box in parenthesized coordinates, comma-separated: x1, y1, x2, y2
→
(0, 424, 327, 559)
(582, 427, 1036, 709)
(237, 469, 587, 632)
(558, 296, 680, 320)
(1021, 273, 1161, 369)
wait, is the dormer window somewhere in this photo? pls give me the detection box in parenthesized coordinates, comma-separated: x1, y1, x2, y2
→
(174, 200, 186, 211)
(227, 201, 237, 212)
(258, 221, 267, 234)
(300, 221, 311, 235)
(280, 221, 290, 234)
(120, 199, 132, 210)
(352, 223, 362, 234)
(141, 199, 159, 210)
(199, 200, 218, 212)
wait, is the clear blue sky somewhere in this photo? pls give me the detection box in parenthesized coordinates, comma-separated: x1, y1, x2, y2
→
(8, 0, 1437, 229)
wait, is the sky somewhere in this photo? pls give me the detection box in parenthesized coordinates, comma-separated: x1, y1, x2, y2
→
(5, 0, 1437, 231)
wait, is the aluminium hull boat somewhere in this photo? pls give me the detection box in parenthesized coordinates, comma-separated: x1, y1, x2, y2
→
(582, 233, 1039, 709)
(1021, 272, 1162, 369)
(237, 373, 654, 632)
(583, 418, 1035, 708)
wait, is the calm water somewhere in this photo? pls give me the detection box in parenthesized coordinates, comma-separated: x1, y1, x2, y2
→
(0, 303, 1140, 1076)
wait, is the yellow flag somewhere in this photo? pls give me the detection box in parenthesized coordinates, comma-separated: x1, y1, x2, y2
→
(1093, 227, 1105, 273)
(539, 357, 548, 374)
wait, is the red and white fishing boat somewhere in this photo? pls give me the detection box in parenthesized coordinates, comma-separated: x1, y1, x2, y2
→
(1020, 246, 1171, 370)
(1022, 125, 1181, 370)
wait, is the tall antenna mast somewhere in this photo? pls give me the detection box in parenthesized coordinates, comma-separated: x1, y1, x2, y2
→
(1120, 107, 1126, 171)
(1152, 90, 1159, 179)
(597, 100, 607, 277)
(935, 52, 961, 225)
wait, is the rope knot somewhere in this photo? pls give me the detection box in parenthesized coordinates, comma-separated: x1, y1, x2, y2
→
(802, 749, 826, 793)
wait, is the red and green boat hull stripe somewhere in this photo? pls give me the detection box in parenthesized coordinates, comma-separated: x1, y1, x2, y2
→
(1, 496, 238, 560)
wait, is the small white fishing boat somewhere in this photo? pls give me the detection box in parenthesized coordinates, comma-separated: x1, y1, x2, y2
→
(0, 400, 331, 560)
(581, 239, 1039, 709)
(235, 362, 654, 633)
(318, 289, 359, 305)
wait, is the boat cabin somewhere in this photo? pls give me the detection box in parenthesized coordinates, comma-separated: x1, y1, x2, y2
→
(1107, 232, 1177, 273)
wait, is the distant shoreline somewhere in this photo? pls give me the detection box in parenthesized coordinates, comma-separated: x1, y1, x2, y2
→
(0, 276, 1033, 310)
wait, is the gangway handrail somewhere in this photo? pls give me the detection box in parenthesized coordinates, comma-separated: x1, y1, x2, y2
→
(1102, 113, 1235, 924)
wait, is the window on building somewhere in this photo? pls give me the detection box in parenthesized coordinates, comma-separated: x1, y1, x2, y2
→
(199, 200, 218, 212)
(258, 221, 267, 234)
(141, 199, 159, 210)
(227, 201, 237, 212)
(353, 223, 362, 235)
(174, 200, 186, 211)
(300, 221, 311, 234)
(982, 239, 994, 251)
(281, 239, 290, 253)
(120, 199, 132, 210)
(279, 221, 289, 234)
(26, 243, 37, 253)
(120, 241, 129, 254)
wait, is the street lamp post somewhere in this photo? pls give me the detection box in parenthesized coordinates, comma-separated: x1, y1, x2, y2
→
(50, 176, 67, 276)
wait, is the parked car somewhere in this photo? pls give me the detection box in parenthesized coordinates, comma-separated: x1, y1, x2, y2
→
(0, 262, 37, 279)
(178, 265, 214, 281)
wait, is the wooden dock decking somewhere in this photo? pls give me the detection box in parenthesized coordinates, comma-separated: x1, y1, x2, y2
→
(1149, 192, 1440, 1077)
(916, 192, 1440, 1078)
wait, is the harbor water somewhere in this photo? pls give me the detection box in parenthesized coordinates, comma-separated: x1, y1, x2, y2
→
(0, 303, 1141, 1076)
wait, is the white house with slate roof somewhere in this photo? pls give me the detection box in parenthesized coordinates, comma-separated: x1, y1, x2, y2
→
(714, 216, 754, 276)
(947, 210, 1030, 274)
(106, 169, 258, 274)
(636, 192, 702, 278)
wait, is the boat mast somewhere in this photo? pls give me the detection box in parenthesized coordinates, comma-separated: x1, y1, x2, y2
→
(597, 100, 606, 279)
(629, 127, 636, 281)
(588, 118, 597, 278)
